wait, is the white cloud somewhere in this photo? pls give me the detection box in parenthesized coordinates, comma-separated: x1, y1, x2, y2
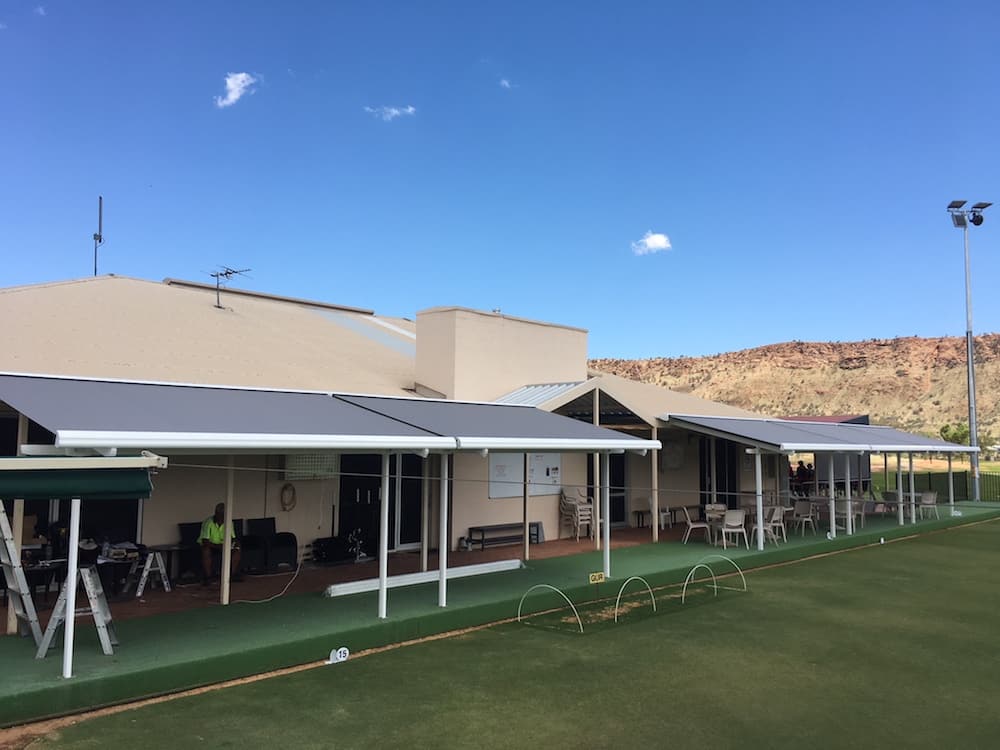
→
(499, 78, 512, 89)
(34, 6, 46, 16)
(631, 230, 672, 256)
(214, 72, 257, 109)
(364, 105, 416, 122)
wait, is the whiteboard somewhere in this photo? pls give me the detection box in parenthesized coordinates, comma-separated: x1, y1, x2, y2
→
(489, 453, 562, 499)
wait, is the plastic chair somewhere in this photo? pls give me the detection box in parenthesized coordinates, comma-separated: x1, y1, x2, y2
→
(791, 500, 816, 536)
(681, 506, 710, 544)
(658, 506, 673, 530)
(559, 490, 593, 542)
(919, 491, 939, 520)
(720, 510, 748, 550)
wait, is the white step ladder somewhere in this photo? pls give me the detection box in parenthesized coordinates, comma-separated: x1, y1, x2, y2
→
(122, 550, 171, 597)
(36, 566, 118, 658)
(0, 503, 43, 646)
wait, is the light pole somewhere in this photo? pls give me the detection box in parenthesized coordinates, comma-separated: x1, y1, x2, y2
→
(947, 200, 991, 502)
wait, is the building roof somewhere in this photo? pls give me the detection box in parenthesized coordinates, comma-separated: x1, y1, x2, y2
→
(499, 370, 760, 427)
(0, 373, 659, 454)
(0, 276, 416, 395)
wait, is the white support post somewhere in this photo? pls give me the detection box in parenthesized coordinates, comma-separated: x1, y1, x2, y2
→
(221, 457, 234, 606)
(828, 454, 836, 539)
(710, 438, 718, 506)
(593, 388, 601, 551)
(883, 454, 888, 499)
(420, 456, 429, 573)
(7, 414, 28, 635)
(522, 453, 530, 561)
(651, 426, 659, 543)
(62, 496, 82, 679)
(438, 454, 450, 608)
(908, 453, 916, 524)
(394, 453, 403, 550)
(896, 453, 904, 526)
(136, 498, 144, 545)
(948, 454, 955, 513)
(754, 451, 764, 551)
(844, 455, 853, 536)
(601, 453, 611, 579)
(378, 452, 390, 619)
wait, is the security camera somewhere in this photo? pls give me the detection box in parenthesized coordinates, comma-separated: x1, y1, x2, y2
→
(971, 212, 985, 226)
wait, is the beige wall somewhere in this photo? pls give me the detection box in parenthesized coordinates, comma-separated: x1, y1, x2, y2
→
(140, 451, 592, 557)
(416, 307, 588, 401)
(447, 452, 588, 549)
(627, 432, 703, 522)
(142, 455, 340, 560)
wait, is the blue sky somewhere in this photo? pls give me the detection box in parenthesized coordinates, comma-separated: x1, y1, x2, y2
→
(2, 1, 998, 358)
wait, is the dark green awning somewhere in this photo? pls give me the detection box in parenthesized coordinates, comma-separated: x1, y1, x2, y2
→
(0, 469, 152, 501)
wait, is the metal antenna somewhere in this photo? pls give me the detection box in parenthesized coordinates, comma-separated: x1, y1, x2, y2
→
(92, 196, 104, 276)
(208, 266, 251, 309)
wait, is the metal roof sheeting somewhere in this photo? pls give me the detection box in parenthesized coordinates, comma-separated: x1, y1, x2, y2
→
(663, 414, 977, 454)
(494, 382, 584, 407)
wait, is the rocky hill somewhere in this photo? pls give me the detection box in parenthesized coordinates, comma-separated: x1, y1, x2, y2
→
(591, 335, 1000, 439)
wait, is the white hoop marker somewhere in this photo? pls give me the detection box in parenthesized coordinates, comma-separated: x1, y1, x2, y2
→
(614, 576, 656, 623)
(682, 563, 719, 604)
(516, 583, 584, 633)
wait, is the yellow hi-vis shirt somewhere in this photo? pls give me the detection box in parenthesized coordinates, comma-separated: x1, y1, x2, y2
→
(197, 517, 237, 545)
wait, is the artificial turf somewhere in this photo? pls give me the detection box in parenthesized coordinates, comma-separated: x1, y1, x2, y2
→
(28, 517, 1000, 749)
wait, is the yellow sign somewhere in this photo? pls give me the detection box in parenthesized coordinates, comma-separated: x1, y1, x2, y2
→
(589, 572, 605, 585)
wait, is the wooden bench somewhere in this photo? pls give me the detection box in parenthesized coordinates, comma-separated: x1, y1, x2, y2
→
(467, 522, 541, 551)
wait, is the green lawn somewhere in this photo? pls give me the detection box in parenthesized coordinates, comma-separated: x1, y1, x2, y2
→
(30, 520, 1000, 749)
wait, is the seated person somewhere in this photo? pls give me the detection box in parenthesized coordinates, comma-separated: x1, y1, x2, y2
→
(198, 503, 242, 584)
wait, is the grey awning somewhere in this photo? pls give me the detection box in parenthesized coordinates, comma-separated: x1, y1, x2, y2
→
(0, 374, 451, 452)
(662, 414, 978, 454)
(0, 374, 659, 454)
(339, 395, 658, 451)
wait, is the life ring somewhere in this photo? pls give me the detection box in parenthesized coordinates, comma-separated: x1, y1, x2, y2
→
(279, 482, 297, 511)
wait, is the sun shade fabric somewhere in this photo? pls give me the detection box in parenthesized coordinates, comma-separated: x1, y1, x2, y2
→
(0, 375, 436, 437)
(0, 468, 152, 501)
(338, 394, 658, 450)
(0, 374, 660, 453)
(663, 414, 978, 454)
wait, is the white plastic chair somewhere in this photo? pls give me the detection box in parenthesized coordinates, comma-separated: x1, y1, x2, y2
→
(658, 506, 673, 530)
(559, 490, 593, 542)
(720, 510, 748, 550)
(681, 506, 710, 544)
(768, 505, 787, 543)
(749, 507, 779, 546)
(919, 491, 939, 520)
(791, 500, 816, 536)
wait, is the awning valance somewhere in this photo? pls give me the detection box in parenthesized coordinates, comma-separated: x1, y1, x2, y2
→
(0, 468, 153, 501)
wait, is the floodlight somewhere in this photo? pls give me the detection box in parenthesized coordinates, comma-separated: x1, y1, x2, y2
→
(948, 198, 991, 503)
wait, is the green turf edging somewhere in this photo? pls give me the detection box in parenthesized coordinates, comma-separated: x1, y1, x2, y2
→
(0, 595, 526, 727)
(4, 510, 997, 728)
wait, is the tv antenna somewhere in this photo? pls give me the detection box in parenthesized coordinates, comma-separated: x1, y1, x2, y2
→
(208, 266, 251, 309)
(92, 196, 104, 276)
